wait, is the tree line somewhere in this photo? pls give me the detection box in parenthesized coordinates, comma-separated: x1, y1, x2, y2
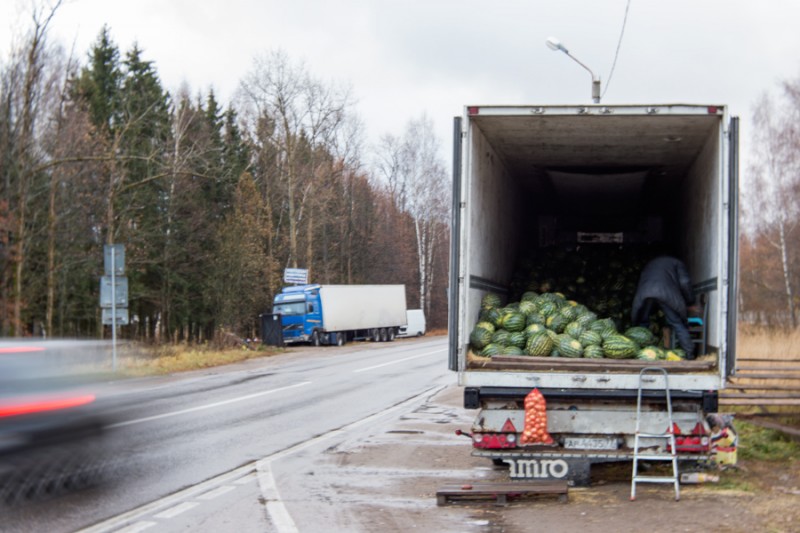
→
(0, 4, 450, 343)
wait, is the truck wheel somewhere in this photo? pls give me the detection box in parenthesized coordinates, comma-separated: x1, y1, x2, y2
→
(388, 328, 396, 341)
(371, 328, 380, 342)
(336, 333, 345, 346)
(311, 331, 321, 347)
(377, 328, 385, 342)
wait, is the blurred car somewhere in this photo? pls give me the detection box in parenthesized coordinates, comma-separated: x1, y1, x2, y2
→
(0, 340, 115, 504)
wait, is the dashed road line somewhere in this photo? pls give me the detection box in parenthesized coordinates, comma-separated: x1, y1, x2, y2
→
(108, 381, 312, 428)
(353, 348, 445, 372)
(197, 485, 237, 500)
(153, 502, 199, 519)
(113, 522, 156, 533)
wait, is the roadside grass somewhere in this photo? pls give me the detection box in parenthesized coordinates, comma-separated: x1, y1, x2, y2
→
(116, 343, 284, 377)
(734, 420, 800, 461)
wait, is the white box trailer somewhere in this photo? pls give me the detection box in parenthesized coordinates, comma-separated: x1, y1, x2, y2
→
(447, 104, 739, 484)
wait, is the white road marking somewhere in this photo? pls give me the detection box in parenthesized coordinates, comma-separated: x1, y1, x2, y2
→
(113, 522, 156, 533)
(197, 485, 236, 500)
(80, 381, 446, 533)
(256, 384, 446, 533)
(153, 502, 198, 519)
(257, 462, 299, 533)
(353, 349, 445, 373)
(108, 381, 312, 428)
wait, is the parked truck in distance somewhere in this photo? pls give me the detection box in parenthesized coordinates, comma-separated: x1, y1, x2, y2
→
(398, 309, 426, 337)
(448, 104, 739, 485)
(273, 284, 407, 346)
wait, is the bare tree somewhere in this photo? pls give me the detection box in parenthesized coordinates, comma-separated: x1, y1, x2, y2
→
(745, 86, 800, 328)
(238, 49, 353, 278)
(376, 114, 450, 318)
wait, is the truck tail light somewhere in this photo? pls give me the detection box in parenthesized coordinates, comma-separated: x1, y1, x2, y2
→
(472, 432, 517, 449)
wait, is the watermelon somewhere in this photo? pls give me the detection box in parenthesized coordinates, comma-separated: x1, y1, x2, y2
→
(502, 345, 525, 355)
(539, 301, 558, 318)
(480, 307, 503, 328)
(525, 332, 553, 357)
(480, 343, 503, 357)
(476, 321, 495, 333)
(526, 312, 546, 326)
(636, 346, 660, 361)
(584, 344, 604, 359)
(603, 334, 638, 359)
(546, 314, 570, 334)
(665, 349, 686, 361)
(502, 311, 527, 332)
(524, 323, 547, 337)
(625, 326, 656, 347)
(481, 293, 502, 309)
(491, 329, 511, 346)
(578, 329, 602, 347)
(564, 321, 584, 339)
(559, 305, 579, 322)
(558, 335, 584, 358)
(470, 326, 493, 350)
(518, 300, 537, 315)
(521, 291, 538, 303)
(508, 331, 527, 349)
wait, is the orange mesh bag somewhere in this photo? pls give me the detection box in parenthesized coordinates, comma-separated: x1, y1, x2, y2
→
(520, 388, 554, 445)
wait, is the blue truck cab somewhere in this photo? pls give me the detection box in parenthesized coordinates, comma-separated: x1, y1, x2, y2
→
(272, 285, 323, 345)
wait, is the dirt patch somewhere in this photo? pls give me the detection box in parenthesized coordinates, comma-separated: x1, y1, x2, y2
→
(322, 385, 800, 533)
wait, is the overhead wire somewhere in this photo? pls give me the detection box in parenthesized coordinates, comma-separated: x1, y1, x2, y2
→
(602, 0, 632, 99)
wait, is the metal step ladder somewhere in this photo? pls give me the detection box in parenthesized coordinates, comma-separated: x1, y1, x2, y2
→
(630, 367, 680, 501)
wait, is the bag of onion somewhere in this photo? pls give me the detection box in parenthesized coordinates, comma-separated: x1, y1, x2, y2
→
(520, 388, 554, 445)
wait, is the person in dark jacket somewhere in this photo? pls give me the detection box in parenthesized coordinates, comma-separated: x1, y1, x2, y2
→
(631, 256, 696, 359)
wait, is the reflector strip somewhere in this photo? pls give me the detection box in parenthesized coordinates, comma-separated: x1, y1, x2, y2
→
(0, 394, 96, 418)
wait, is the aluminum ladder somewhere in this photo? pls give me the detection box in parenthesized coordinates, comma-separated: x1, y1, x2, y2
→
(630, 367, 680, 501)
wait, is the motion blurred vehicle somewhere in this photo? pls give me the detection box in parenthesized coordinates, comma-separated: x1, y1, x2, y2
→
(0, 340, 115, 504)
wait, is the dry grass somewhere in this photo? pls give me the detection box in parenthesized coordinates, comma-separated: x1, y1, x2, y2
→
(115, 343, 284, 377)
(737, 324, 800, 361)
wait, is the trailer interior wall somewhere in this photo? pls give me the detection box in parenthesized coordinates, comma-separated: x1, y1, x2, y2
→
(678, 124, 723, 353)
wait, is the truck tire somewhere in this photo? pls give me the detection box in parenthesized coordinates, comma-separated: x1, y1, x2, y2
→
(336, 332, 345, 346)
(311, 330, 321, 347)
(388, 328, 396, 341)
(371, 328, 380, 342)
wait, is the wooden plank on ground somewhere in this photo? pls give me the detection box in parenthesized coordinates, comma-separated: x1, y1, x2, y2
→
(436, 481, 568, 506)
(731, 373, 800, 380)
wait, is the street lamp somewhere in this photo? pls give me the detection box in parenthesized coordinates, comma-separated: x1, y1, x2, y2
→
(546, 37, 601, 104)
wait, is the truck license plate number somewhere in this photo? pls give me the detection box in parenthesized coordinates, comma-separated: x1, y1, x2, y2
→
(564, 437, 618, 450)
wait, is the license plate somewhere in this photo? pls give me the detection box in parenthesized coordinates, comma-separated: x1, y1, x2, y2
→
(564, 437, 619, 450)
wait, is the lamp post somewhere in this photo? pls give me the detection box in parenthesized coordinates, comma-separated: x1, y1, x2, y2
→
(546, 37, 601, 104)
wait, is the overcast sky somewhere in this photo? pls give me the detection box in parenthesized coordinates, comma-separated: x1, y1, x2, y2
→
(2, 0, 800, 170)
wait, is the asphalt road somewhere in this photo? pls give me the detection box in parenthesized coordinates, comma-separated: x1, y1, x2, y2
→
(3, 336, 451, 532)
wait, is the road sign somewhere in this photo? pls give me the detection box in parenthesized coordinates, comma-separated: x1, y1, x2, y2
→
(104, 244, 125, 275)
(284, 268, 308, 285)
(102, 307, 129, 325)
(100, 276, 128, 307)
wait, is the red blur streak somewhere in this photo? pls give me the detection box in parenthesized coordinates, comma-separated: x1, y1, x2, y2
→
(0, 394, 96, 418)
(472, 433, 517, 449)
(0, 346, 46, 354)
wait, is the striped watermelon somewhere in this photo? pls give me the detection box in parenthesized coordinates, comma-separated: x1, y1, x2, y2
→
(481, 293, 503, 309)
(584, 344, 604, 359)
(525, 332, 553, 357)
(625, 326, 656, 347)
(578, 329, 602, 347)
(502, 312, 526, 332)
(470, 326, 493, 350)
(558, 335, 584, 358)
(602, 334, 638, 359)
(480, 343, 503, 357)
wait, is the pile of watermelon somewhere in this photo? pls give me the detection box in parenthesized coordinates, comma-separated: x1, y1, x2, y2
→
(469, 246, 686, 361)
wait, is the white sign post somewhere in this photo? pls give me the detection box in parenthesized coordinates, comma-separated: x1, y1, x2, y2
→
(101, 244, 127, 371)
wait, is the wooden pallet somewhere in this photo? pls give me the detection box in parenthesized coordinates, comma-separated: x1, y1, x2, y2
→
(436, 481, 568, 506)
